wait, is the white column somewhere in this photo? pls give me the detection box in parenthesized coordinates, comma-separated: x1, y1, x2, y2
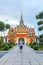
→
(7, 39, 9, 43)
(15, 38, 18, 45)
(4, 38, 5, 43)
(24, 38, 27, 45)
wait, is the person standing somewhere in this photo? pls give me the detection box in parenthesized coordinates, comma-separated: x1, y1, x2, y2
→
(19, 40, 23, 50)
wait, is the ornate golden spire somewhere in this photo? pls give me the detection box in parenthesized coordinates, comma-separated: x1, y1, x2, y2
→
(20, 13, 24, 25)
(21, 13, 23, 21)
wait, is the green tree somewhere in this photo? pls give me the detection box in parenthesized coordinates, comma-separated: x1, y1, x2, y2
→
(36, 12, 43, 45)
(3, 24, 10, 37)
(5, 24, 10, 29)
(0, 21, 5, 31)
(0, 21, 5, 37)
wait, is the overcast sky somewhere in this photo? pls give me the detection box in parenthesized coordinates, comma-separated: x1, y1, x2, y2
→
(0, 0, 43, 35)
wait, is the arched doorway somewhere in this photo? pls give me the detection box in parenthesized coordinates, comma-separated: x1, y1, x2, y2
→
(18, 38, 25, 45)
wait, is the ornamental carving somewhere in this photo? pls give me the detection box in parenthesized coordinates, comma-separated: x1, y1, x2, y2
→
(16, 26, 27, 33)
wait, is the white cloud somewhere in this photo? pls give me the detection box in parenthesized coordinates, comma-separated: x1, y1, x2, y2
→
(27, 24, 34, 28)
(0, 16, 19, 26)
(0, 29, 9, 37)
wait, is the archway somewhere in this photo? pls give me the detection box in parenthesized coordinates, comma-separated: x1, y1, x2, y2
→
(18, 38, 25, 45)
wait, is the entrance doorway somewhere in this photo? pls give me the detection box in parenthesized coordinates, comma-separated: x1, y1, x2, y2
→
(18, 38, 25, 45)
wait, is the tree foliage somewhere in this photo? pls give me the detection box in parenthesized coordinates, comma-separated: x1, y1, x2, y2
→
(5, 24, 10, 29)
(38, 26, 43, 31)
(37, 20, 43, 25)
(0, 21, 5, 31)
(36, 12, 43, 19)
(36, 12, 43, 45)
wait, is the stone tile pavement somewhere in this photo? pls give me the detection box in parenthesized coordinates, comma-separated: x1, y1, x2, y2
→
(0, 45, 43, 65)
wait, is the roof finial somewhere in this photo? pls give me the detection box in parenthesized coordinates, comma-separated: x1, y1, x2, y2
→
(21, 12, 23, 21)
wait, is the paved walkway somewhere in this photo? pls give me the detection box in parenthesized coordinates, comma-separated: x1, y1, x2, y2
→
(0, 45, 43, 65)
